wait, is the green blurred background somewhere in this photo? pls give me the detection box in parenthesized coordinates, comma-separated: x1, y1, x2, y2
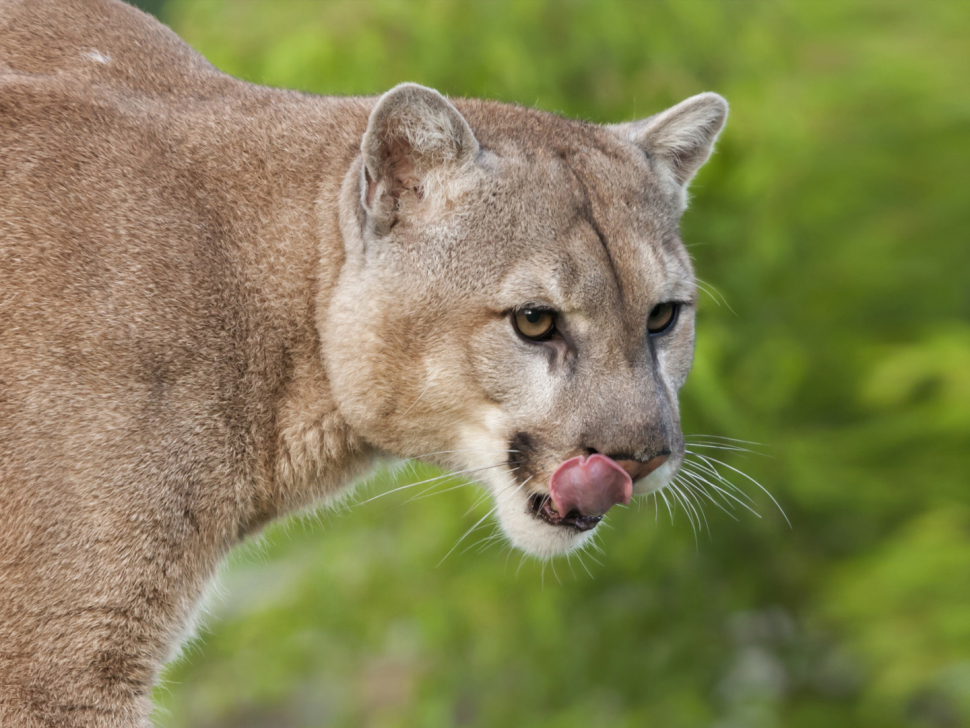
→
(136, 1, 969, 726)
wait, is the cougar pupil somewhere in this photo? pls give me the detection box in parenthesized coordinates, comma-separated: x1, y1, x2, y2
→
(647, 302, 678, 335)
(514, 308, 555, 340)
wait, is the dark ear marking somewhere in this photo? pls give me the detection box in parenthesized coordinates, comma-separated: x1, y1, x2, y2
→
(611, 92, 728, 197)
(359, 83, 479, 235)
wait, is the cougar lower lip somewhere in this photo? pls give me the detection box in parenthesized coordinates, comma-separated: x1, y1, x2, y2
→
(528, 493, 602, 532)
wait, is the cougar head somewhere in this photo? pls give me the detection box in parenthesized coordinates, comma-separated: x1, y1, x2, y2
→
(325, 83, 727, 558)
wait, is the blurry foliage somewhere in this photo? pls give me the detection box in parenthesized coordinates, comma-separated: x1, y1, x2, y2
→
(148, 1, 969, 726)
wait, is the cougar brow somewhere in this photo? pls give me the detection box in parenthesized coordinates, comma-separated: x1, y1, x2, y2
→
(560, 155, 624, 305)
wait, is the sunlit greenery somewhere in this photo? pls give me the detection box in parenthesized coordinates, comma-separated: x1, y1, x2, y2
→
(141, 1, 969, 726)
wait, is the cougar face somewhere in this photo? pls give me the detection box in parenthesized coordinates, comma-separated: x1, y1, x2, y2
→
(325, 85, 726, 557)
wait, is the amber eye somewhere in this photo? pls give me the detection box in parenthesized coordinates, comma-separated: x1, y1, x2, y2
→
(647, 302, 679, 335)
(513, 308, 556, 341)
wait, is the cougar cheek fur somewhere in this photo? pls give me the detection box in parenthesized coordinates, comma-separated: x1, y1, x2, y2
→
(0, 0, 728, 723)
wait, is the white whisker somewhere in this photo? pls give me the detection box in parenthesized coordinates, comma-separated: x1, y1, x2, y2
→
(398, 380, 433, 418)
(677, 474, 740, 521)
(670, 483, 699, 544)
(685, 434, 767, 447)
(657, 486, 676, 525)
(438, 506, 498, 566)
(687, 451, 790, 527)
(407, 448, 520, 460)
(679, 466, 759, 517)
(408, 466, 520, 505)
(676, 479, 711, 535)
(356, 462, 507, 506)
(684, 442, 768, 456)
(683, 456, 757, 505)
(441, 475, 535, 564)
(695, 277, 736, 314)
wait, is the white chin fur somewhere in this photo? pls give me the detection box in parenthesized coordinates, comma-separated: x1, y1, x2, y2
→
(631, 455, 679, 496)
(454, 422, 594, 558)
(479, 465, 593, 559)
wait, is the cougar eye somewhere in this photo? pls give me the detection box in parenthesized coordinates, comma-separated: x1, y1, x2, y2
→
(647, 302, 679, 335)
(513, 308, 556, 341)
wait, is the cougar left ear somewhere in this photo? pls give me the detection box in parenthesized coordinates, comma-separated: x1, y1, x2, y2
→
(611, 92, 728, 199)
(360, 83, 480, 235)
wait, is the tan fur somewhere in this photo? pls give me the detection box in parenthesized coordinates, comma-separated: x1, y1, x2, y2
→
(0, 1, 727, 724)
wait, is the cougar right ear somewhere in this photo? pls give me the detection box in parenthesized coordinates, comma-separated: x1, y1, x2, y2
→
(611, 92, 728, 205)
(360, 83, 479, 236)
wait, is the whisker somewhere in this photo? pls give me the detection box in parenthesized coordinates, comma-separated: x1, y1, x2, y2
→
(449, 474, 536, 561)
(667, 483, 691, 531)
(677, 473, 741, 522)
(695, 276, 736, 314)
(657, 487, 676, 526)
(695, 281, 723, 308)
(408, 466, 520, 505)
(465, 474, 526, 515)
(670, 482, 699, 545)
(679, 465, 757, 516)
(685, 434, 767, 448)
(464, 490, 492, 515)
(684, 442, 769, 457)
(407, 480, 473, 503)
(679, 482, 705, 531)
(678, 482, 707, 539)
(687, 452, 790, 527)
(500, 477, 534, 509)
(683, 456, 757, 505)
(504, 544, 516, 570)
(407, 448, 520, 460)
(438, 506, 498, 566)
(398, 380, 433, 418)
(356, 462, 507, 506)
(463, 528, 499, 556)
(675, 479, 712, 535)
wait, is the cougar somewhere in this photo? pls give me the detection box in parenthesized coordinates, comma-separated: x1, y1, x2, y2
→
(0, 0, 728, 724)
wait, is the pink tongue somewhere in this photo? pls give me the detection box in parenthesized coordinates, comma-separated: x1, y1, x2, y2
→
(549, 454, 633, 518)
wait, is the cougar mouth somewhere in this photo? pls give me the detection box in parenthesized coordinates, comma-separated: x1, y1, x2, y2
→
(527, 493, 602, 532)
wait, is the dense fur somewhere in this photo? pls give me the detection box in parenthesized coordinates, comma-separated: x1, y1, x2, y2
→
(0, 0, 726, 724)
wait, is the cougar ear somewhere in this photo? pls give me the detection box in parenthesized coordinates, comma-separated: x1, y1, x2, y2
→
(612, 92, 728, 198)
(360, 83, 480, 235)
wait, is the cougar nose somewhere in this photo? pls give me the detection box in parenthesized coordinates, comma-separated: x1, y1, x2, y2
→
(614, 454, 669, 482)
(549, 454, 633, 518)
